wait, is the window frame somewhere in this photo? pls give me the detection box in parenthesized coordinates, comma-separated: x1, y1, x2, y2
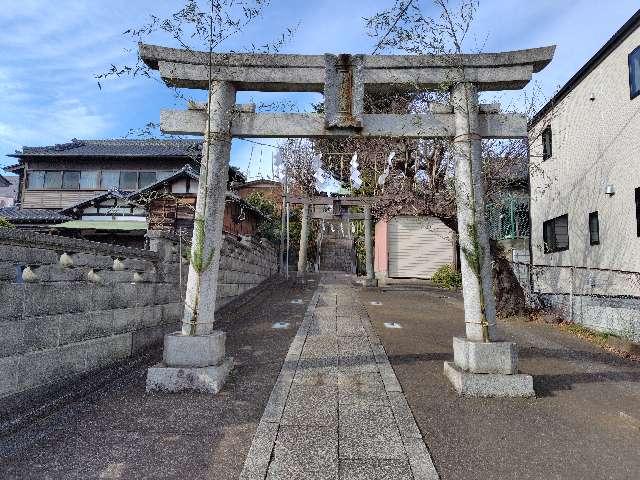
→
(61, 171, 81, 190)
(26, 170, 45, 189)
(588, 211, 600, 246)
(43, 171, 63, 190)
(79, 170, 100, 190)
(138, 171, 157, 189)
(100, 170, 121, 190)
(629, 45, 640, 100)
(542, 214, 569, 254)
(119, 171, 139, 191)
(542, 126, 552, 160)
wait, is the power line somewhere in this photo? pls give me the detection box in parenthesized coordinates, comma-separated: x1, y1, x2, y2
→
(237, 137, 279, 149)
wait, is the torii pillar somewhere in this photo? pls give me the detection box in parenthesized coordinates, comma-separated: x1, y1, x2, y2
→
(147, 81, 235, 393)
(363, 205, 376, 287)
(297, 204, 310, 275)
(443, 82, 534, 397)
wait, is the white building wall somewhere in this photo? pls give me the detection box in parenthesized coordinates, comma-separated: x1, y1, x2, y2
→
(530, 26, 640, 285)
(528, 24, 640, 341)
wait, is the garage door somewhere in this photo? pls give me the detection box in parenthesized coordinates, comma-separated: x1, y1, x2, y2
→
(388, 216, 454, 278)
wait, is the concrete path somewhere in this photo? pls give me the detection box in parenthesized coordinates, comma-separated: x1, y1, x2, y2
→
(240, 273, 438, 480)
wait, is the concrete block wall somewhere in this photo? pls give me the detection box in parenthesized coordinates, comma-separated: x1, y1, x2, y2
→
(0, 229, 278, 402)
(216, 235, 278, 308)
(0, 229, 184, 401)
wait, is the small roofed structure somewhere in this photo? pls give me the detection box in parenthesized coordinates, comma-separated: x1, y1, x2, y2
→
(127, 165, 265, 238)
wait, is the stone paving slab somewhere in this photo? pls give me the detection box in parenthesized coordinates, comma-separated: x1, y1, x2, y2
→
(267, 426, 338, 480)
(281, 384, 338, 427)
(240, 273, 439, 480)
(339, 459, 413, 480)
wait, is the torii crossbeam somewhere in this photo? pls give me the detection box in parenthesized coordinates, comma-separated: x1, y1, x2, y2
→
(140, 42, 555, 397)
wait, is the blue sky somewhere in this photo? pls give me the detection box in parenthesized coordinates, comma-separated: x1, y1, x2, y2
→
(1, 0, 638, 178)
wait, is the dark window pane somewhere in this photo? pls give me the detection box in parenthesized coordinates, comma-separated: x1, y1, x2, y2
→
(630, 47, 640, 99)
(589, 211, 600, 245)
(120, 171, 138, 190)
(543, 214, 569, 253)
(542, 126, 552, 160)
(44, 171, 62, 189)
(80, 171, 99, 189)
(101, 171, 120, 189)
(27, 171, 44, 189)
(62, 171, 80, 190)
(139, 171, 157, 188)
(157, 170, 174, 181)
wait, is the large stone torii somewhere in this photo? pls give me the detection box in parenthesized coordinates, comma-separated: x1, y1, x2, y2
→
(142, 43, 555, 396)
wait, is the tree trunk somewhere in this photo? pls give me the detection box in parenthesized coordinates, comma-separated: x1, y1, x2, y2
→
(491, 241, 527, 317)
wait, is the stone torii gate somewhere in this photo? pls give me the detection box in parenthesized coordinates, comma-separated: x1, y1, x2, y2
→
(141, 43, 555, 396)
(287, 195, 375, 283)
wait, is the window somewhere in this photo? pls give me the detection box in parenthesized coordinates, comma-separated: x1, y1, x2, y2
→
(27, 171, 44, 189)
(542, 126, 552, 160)
(62, 171, 80, 190)
(138, 171, 157, 188)
(589, 211, 600, 245)
(43, 171, 63, 189)
(119, 171, 138, 190)
(636, 187, 640, 237)
(543, 214, 569, 253)
(629, 46, 640, 99)
(80, 171, 99, 189)
(101, 171, 120, 189)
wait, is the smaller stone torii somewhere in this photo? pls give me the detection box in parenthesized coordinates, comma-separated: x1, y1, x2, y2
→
(140, 43, 555, 397)
(287, 195, 376, 285)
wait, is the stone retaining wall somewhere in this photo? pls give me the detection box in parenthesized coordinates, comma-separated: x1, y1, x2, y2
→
(0, 229, 277, 403)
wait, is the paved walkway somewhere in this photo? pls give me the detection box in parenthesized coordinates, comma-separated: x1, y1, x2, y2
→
(361, 287, 640, 480)
(240, 273, 438, 480)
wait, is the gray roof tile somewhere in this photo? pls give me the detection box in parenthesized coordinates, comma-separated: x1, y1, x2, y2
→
(9, 138, 203, 158)
(0, 207, 72, 223)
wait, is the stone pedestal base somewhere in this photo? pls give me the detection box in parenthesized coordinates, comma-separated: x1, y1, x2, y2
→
(452, 337, 517, 374)
(147, 357, 233, 393)
(364, 278, 378, 287)
(445, 337, 534, 397)
(146, 330, 232, 394)
(444, 362, 534, 397)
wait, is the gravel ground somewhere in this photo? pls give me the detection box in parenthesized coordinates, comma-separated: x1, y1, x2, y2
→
(0, 278, 315, 480)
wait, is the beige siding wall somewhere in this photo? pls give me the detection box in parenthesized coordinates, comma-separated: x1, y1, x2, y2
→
(529, 27, 640, 276)
(22, 190, 105, 209)
(387, 216, 454, 279)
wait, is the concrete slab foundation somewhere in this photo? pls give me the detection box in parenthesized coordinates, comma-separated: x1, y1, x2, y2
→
(146, 357, 233, 394)
(443, 361, 534, 398)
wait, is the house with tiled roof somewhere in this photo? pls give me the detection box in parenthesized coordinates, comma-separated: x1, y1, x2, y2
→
(1, 139, 266, 244)
(5, 138, 202, 210)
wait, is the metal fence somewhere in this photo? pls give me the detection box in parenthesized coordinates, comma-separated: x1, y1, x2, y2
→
(486, 197, 530, 240)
